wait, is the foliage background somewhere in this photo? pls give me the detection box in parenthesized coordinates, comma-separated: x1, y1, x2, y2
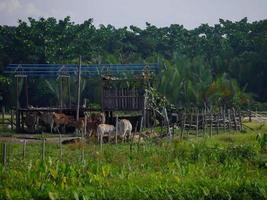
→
(0, 17, 266, 108)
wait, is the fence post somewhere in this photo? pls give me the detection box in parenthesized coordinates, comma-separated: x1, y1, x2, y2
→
(216, 113, 219, 135)
(59, 134, 62, 160)
(196, 109, 199, 137)
(228, 109, 231, 131)
(42, 139, 45, 160)
(209, 112, 213, 137)
(238, 110, 242, 131)
(203, 109, 207, 136)
(223, 107, 226, 133)
(81, 119, 85, 163)
(233, 108, 237, 131)
(140, 116, 143, 133)
(2, 106, 4, 129)
(115, 115, 119, 144)
(11, 110, 14, 130)
(187, 110, 193, 137)
(2, 143, 7, 166)
(23, 140, 26, 160)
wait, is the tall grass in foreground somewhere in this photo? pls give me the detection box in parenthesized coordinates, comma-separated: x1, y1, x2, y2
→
(0, 131, 267, 199)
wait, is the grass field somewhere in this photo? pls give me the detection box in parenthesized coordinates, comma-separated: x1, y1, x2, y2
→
(0, 122, 267, 199)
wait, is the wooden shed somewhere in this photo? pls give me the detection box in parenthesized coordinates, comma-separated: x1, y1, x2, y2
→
(4, 62, 160, 132)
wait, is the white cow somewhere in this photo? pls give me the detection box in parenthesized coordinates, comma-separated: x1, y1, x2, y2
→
(97, 124, 115, 144)
(118, 119, 132, 142)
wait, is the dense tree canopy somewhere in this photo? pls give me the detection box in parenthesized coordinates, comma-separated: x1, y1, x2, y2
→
(0, 17, 266, 108)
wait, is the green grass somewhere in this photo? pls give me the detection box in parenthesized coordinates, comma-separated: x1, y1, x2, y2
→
(0, 123, 267, 199)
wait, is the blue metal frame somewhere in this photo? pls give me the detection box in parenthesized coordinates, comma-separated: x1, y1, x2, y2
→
(4, 63, 160, 78)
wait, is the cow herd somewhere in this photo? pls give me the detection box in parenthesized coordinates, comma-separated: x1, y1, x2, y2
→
(24, 111, 133, 144)
(24, 111, 105, 134)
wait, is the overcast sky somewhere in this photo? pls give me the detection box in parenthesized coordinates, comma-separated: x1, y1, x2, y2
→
(0, 0, 267, 29)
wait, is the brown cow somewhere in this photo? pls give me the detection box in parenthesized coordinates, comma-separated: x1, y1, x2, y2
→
(70, 118, 85, 135)
(85, 112, 105, 136)
(52, 112, 72, 133)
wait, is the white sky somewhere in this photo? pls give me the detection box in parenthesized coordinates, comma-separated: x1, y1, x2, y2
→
(0, 0, 267, 29)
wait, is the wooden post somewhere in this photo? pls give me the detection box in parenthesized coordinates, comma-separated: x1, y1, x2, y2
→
(228, 109, 231, 131)
(59, 134, 62, 160)
(209, 112, 213, 137)
(2, 143, 7, 166)
(42, 139, 45, 160)
(81, 138, 85, 163)
(115, 115, 118, 144)
(25, 76, 29, 108)
(68, 77, 71, 108)
(181, 111, 186, 139)
(142, 92, 147, 128)
(233, 108, 237, 131)
(187, 110, 193, 137)
(1, 106, 4, 129)
(59, 76, 63, 110)
(140, 116, 143, 133)
(203, 108, 207, 136)
(201, 110, 205, 135)
(223, 107, 226, 133)
(11, 109, 14, 130)
(134, 121, 139, 133)
(23, 140, 26, 159)
(196, 109, 199, 137)
(16, 77, 20, 132)
(238, 110, 242, 131)
(172, 122, 175, 137)
(76, 56, 82, 122)
(216, 113, 219, 135)
(249, 110, 252, 122)
(100, 131, 103, 151)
